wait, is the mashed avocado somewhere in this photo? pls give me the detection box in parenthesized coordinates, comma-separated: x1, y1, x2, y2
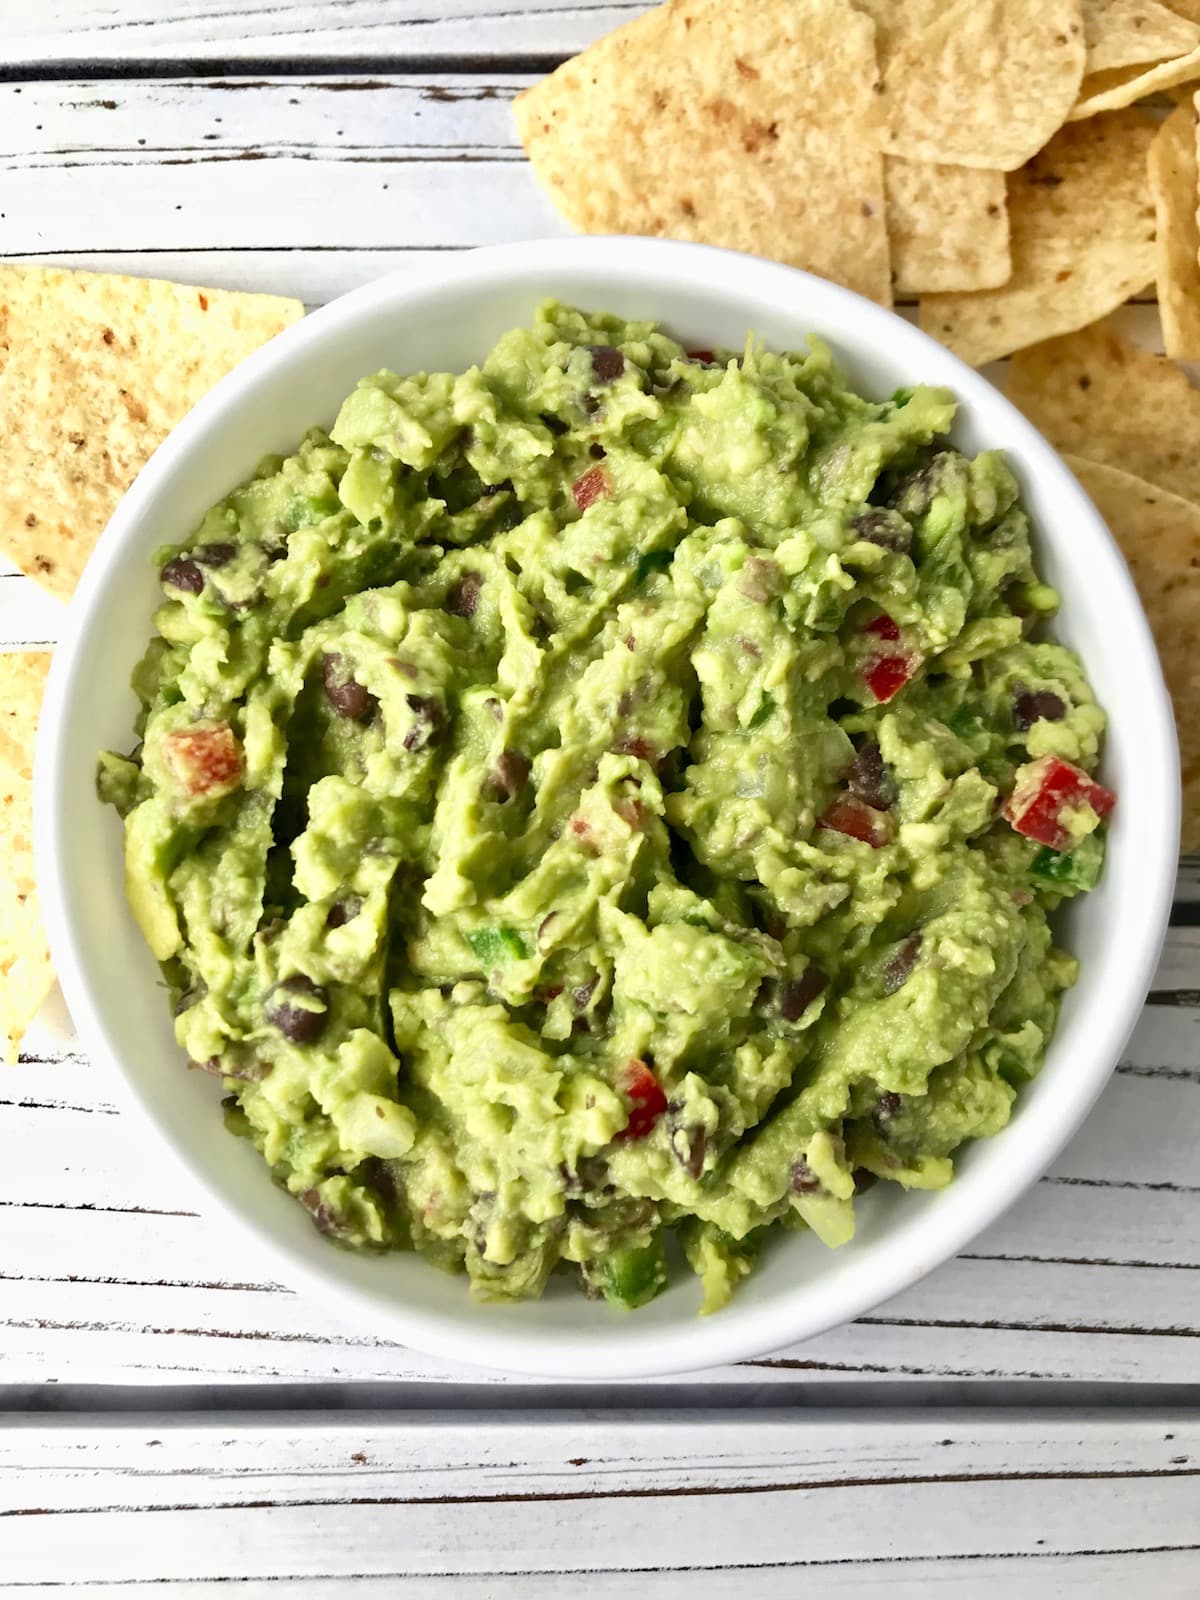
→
(99, 302, 1112, 1313)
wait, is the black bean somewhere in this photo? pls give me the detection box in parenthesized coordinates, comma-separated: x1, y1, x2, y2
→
(790, 1157, 821, 1194)
(267, 974, 329, 1045)
(1013, 686, 1067, 731)
(162, 556, 205, 594)
(300, 1187, 349, 1238)
(322, 653, 375, 722)
(675, 1127, 707, 1180)
(780, 968, 827, 1021)
(589, 345, 625, 383)
(361, 1156, 398, 1207)
(881, 933, 921, 995)
(488, 748, 531, 800)
(446, 571, 482, 619)
(195, 542, 237, 568)
(844, 738, 896, 811)
(403, 694, 444, 753)
(326, 895, 362, 930)
(540, 412, 570, 437)
(573, 976, 598, 1011)
(850, 507, 912, 553)
(589, 442, 607, 460)
(876, 1090, 903, 1120)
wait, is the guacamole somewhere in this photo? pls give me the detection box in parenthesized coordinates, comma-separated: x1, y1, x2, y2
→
(99, 302, 1113, 1313)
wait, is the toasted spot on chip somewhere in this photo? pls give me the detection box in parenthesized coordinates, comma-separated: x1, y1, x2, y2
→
(0, 266, 304, 600)
(1148, 98, 1200, 360)
(918, 110, 1156, 366)
(0, 652, 54, 1063)
(1065, 455, 1200, 848)
(513, 0, 892, 306)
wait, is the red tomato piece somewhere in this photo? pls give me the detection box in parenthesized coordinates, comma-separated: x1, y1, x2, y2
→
(687, 349, 716, 364)
(1003, 755, 1115, 852)
(163, 721, 242, 798)
(818, 794, 894, 848)
(572, 465, 613, 511)
(865, 614, 902, 642)
(615, 1059, 667, 1141)
(863, 655, 914, 704)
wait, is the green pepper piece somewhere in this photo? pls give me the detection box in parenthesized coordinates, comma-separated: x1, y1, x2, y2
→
(465, 926, 532, 965)
(599, 1237, 668, 1310)
(1031, 831, 1104, 895)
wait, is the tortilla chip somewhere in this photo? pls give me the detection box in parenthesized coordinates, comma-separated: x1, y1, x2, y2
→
(1082, 0, 1200, 73)
(919, 111, 1157, 366)
(863, 0, 1085, 172)
(885, 159, 1011, 294)
(0, 653, 54, 1063)
(1148, 99, 1200, 359)
(514, 0, 892, 305)
(1007, 320, 1200, 503)
(0, 267, 304, 601)
(1065, 455, 1200, 849)
(1070, 41, 1200, 114)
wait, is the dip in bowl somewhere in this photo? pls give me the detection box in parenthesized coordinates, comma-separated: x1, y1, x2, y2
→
(38, 239, 1177, 1377)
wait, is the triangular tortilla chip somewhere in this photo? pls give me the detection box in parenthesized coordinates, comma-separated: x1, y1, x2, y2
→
(0, 267, 304, 600)
(1070, 40, 1200, 114)
(919, 111, 1156, 366)
(0, 652, 54, 1063)
(1149, 98, 1200, 359)
(1082, 0, 1200, 73)
(514, 0, 891, 305)
(1066, 455, 1200, 849)
(863, 0, 1085, 171)
(885, 158, 1011, 293)
(1007, 319, 1200, 503)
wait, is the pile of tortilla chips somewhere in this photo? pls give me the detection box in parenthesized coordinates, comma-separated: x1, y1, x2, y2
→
(516, 0, 1200, 847)
(0, 266, 303, 1060)
(513, 0, 1200, 360)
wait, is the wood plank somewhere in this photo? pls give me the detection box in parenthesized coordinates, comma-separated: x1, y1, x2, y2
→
(3, 1559, 1196, 1598)
(0, 1414, 1195, 1589)
(6, 2, 647, 67)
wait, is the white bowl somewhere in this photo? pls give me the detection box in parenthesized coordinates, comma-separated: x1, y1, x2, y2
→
(36, 238, 1179, 1380)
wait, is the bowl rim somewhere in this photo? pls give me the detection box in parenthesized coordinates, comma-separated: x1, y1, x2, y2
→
(35, 236, 1180, 1379)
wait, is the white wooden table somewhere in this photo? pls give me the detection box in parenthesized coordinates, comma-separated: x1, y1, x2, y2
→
(3, 5, 1199, 1593)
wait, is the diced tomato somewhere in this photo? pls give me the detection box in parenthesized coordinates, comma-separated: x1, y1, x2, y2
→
(615, 1059, 668, 1142)
(572, 464, 613, 511)
(818, 794, 895, 848)
(1003, 755, 1115, 852)
(163, 720, 242, 798)
(859, 616, 920, 703)
(863, 655, 914, 703)
(687, 349, 716, 364)
(865, 614, 902, 642)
